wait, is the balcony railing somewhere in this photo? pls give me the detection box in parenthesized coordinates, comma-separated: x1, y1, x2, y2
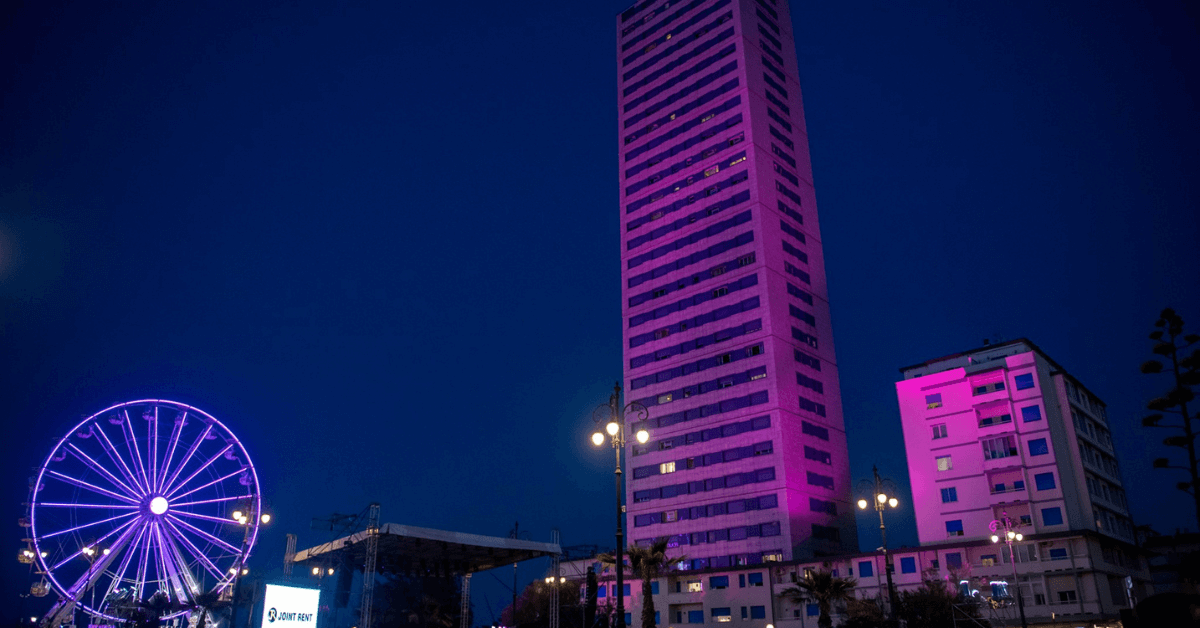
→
(978, 414, 1013, 428)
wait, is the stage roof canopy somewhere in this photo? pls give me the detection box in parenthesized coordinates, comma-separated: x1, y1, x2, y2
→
(291, 523, 562, 575)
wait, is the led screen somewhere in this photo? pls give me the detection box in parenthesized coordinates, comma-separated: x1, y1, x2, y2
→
(261, 584, 320, 628)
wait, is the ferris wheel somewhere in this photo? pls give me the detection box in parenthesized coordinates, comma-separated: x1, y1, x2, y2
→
(24, 400, 262, 623)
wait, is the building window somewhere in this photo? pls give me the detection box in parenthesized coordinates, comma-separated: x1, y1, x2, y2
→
(688, 610, 704, 623)
(710, 575, 729, 589)
(1042, 507, 1064, 526)
(658, 393, 673, 404)
(858, 561, 873, 577)
(981, 555, 997, 566)
(932, 424, 948, 439)
(750, 606, 766, 619)
(660, 461, 676, 474)
(1014, 373, 1035, 390)
(1021, 406, 1042, 422)
(936, 455, 952, 471)
(1028, 438, 1050, 456)
(982, 435, 1018, 460)
(926, 393, 943, 408)
(806, 604, 819, 617)
(1048, 548, 1068, 560)
(802, 421, 829, 440)
(711, 608, 732, 623)
(748, 573, 763, 586)
(946, 552, 963, 568)
(687, 581, 703, 592)
(900, 557, 916, 573)
(946, 520, 964, 537)
(1034, 472, 1056, 490)
(1057, 590, 1077, 603)
(940, 487, 958, 503)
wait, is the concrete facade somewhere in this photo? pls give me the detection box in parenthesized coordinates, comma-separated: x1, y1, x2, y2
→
(617, 0, 854, 566)
(895, 339, 1135, 547)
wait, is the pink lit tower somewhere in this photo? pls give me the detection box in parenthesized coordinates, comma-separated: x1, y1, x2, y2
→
(617, 0, 854, 564)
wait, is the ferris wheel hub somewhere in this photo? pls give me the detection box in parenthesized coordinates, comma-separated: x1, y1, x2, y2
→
(149, 496, 169, 515)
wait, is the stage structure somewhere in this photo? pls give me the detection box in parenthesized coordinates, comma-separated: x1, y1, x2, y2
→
(23, 400, 263, 626)
(290, 518, 562, 628)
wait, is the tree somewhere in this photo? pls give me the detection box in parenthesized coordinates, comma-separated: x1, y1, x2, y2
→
(500, 577, 584, 628)
(778, 569, 857, 628)
(895, 579, 989, 628)
(1141, 307, 1200, 529)
(599, 539, 687, 628)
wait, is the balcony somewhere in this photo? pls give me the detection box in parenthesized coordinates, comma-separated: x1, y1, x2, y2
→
(989, 483, 1028, 506)
(978, 414, 1013, 429)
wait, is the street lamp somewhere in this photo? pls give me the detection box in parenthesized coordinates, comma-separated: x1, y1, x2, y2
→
(590, 382, 649, 628)
(989, 512, 1029, 628)
(856, 466, 900, 619)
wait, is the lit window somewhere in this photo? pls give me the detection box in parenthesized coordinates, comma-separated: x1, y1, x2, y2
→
(936, 455, 952, 471)
(981, 555, 996, 566)
(925, 393, 942, 408)
(687, 580, 703, 592)
(657, 393, 673, 404)
(660, 461, 676, 474)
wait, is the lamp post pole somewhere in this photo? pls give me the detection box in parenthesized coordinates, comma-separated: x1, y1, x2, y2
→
(989, 512, 1028, 628)
(591, 382, 650, 628)
(856, 466, 899, 620)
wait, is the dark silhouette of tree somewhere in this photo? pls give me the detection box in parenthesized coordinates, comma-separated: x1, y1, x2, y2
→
(585, 566, 598, 628)
(895, 578, 989, 628)
(598, 539, 687, 628)
(499, 577, 584, 628)
(1142, 307, 1200, 529)
(778, 569, 857, 628)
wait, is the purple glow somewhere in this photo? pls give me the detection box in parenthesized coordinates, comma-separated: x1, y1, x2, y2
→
(155, 411, 186, 493)
(28, 399, 262, 621)
(92, 422, 149, 498)
(45, 469, 138, 504)
(66, 443, 142, 499)
(163, 443, 233, 498)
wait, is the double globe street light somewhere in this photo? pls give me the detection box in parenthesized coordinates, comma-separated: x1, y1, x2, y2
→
(856, 466, 900, 619)
(590, 382, 649, 628)
(990, 512, 1029, 628)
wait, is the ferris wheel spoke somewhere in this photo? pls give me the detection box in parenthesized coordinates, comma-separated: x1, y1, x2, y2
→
(162, 518, 225, 581)
(163, 443, 233, 498)
(45, 469, 140, 505)
(101, 523, 147, 607)
(169, 468, 248, 503)
(156, 411, 187, 494)
(135, 518, 152, 600)
(38, 502, 139, 510)
(149, 522, 176, 601)
(157, 521, 203, 602)
(171, 493, 254, 509)
(150, 407, 159, 496)
(92, 422, 149, 496)
(53, 516, 140, 603)
(171, 509, 251, 527)
(166, 514, 244, 555)
(50, 515, 140, 571)
(65, 443, 143, 500)
(40, 511, 137, 540)
(160, 424, 213, 498)
(121, 409, 153, 496)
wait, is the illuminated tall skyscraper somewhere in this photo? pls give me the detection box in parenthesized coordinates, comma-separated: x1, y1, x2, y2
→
(617, 0, 854, 564)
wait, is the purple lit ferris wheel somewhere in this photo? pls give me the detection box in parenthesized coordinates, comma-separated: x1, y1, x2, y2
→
(26, 400, 261, 622)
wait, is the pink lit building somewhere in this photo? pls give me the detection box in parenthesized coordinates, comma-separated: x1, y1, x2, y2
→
(617, 0, 854, 565)
(896, 338, 1136, 546)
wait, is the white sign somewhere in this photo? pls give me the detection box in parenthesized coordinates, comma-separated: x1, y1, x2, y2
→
(261, 584, 320, 628)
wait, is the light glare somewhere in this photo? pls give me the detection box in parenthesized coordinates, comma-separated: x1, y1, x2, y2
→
(636, 430, 649, 444)
(888, 498, 898, 508)
(149, 496, 169, 515)
(990, 535, 1000, 543)
(877, 493, 887, 503)
(592, 432, 605, 446)
(606, 422, 619, 436)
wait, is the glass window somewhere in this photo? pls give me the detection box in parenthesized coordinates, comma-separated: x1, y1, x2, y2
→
(1029, 438, 1050, 456)
(598, 585, 606, 598)
(1042, 507, 1064, 526)
(650, 581, 659, 594)
(750, 606, 766, 619)
(1035, 472, 1056, 490)
(711, 608, 732, 622)
(688, 610, 704, 623)
(925, 393, 942, 408)
(936, 455, 952, 471)
(932, 423, 948, 439)
(946, 552, 963, 568)
(858, 561, 873, 577)
(710, 576, 729, 589)
(900, 557, 916, 573)
(941, 487, 958, 503)
(1048, 548, 1068, 560)
(1021, 405, 1042, 422)
(806, 604, 819, 617)
(623, 584, 631, 596)
(946, 520, 964, 537)
(1014, 373, 1035, 390)
(748, 573, 763, 586)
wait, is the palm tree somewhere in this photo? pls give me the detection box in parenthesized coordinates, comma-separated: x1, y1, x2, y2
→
(599, 539, 687, 628)
(779, 569, 857, 628)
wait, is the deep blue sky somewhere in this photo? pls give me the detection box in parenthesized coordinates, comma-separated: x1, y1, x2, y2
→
(1, 0, 1197, 622)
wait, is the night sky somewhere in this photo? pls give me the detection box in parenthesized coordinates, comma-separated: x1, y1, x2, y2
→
(1, 0, 1197, 622)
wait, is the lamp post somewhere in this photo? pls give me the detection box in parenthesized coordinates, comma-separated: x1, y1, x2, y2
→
(228, 508, 271, 628)
(856, 466, 899, 619)
(989, 512, 1028, 628)
(590, 382, 649, 628)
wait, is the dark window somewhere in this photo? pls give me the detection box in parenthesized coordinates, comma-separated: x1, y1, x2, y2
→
(900, 557, 916, 573)
(1014, 373, 1035, 390)
(1035, 472, 1056, 490)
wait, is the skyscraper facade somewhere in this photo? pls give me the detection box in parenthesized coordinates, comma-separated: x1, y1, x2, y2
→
(616, 0, 854, 565)
(895, 339, 1135, 547)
